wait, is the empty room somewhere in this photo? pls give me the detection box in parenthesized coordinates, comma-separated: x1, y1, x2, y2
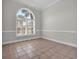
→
(2, 0, 77, 59)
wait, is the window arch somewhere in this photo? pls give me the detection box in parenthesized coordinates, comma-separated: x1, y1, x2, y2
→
(16, 8, 35, 36)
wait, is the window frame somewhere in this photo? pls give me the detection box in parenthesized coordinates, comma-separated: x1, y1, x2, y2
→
(16, 8, 35, 37)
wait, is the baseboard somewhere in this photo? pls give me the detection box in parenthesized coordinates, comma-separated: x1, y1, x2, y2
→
(2, 36, 40, 45)
(2, 36, 77, 48)
(42, 36, 77, 48)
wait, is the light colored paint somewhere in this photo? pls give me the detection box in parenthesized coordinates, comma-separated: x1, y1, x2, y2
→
(2, 0, 77, 46)
(42, 31, 77, 45)
(41, 0, 77, 45)
(13, 0, 60, 10)
(2, 0, 41, 42)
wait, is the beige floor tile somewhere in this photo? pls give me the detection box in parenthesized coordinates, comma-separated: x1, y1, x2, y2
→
(2, 38, 77, 59)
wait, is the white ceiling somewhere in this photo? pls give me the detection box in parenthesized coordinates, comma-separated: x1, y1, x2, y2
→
(13, 0, 61, 10)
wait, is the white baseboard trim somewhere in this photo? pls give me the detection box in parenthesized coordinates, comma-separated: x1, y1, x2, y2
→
(2, 36, 40, 45)
(2, 36, 77, 48)
(42, 36, 77, 48)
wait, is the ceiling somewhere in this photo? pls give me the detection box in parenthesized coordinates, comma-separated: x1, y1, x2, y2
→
(13, 0, 61, 10)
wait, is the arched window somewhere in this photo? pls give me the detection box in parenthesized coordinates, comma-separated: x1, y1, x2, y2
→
(16, 8, 35, 36)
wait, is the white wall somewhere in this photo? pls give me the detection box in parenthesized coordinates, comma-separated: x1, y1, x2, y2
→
(42, 0, 77, 46)
(2, 0, 77, 46)
(2, 0, 42, 43)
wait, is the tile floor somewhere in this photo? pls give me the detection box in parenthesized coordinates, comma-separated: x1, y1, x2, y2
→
(2, 38, 77, 59)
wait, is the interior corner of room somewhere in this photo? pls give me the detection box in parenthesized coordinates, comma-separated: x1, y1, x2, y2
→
(2, 0, 77, 48)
